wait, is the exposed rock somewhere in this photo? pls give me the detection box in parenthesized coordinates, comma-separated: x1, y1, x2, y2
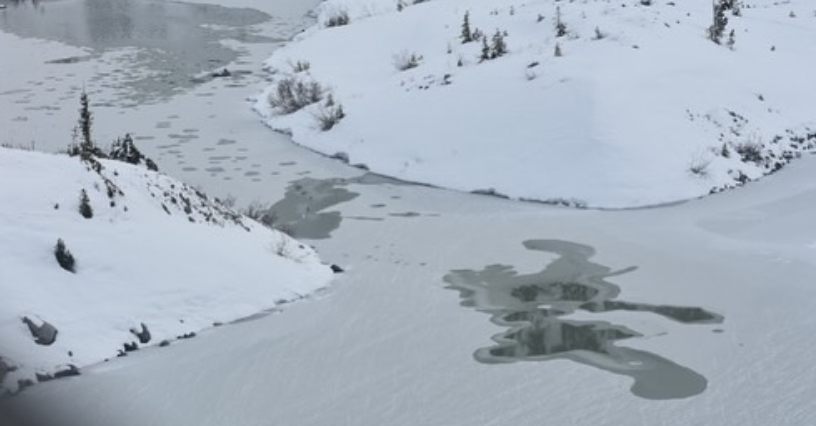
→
(17, 379, 34, 391)
(35, 372, 53, 383)
(21, 316, 58, 346)
(212, 68, 231, 78)
(53, 365, 80, 378)
(130, 323, 151, 344)
(330, 264, 344, 273)
(159, 340, 171, 347)
(123, 342, 138, 352)
(0, 357, 12, 385)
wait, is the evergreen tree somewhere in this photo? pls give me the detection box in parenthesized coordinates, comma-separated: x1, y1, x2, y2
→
(78, 189, 93, 219)
(555, 7, 567, 37)
(109, 133, 159, 172)
(708, 0, 730, 44)
(461, 11, 473, 43)
(78, 91, 93, 155)
(491, 30, 508, 58)
(54, 239, 76, 273)
(480, 36, 491, 62)
(68, 91, 105, 159)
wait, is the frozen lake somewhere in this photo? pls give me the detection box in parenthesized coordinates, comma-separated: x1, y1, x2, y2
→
(2, 0, 816, 424)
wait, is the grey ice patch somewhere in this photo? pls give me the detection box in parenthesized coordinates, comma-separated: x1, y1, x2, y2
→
(266, 178, 359, 239)
(444, 239, 723, 400)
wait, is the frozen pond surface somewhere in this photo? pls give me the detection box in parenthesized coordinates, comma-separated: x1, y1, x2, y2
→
(444, 239, 722, 400)
(0, 0, 274, 102)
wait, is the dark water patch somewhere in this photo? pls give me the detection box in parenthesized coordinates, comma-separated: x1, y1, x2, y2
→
(389, 211, 421, 218)
(345, 216, 385, 222)
(45, 55, 92, 64)
(265, 178, 360, 240)
(0, 0, 272, 103)
(262, 174, 424, 239)
(444, 239, 723, 400)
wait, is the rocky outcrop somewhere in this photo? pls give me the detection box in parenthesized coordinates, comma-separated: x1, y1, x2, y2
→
(21, 316, 58, 346)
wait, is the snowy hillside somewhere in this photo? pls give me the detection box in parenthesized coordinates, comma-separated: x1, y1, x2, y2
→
(0, 147, 333, 392)
(256, 0, 816, 208)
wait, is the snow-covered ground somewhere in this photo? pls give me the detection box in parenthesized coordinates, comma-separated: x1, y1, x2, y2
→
(2, 0, 816, 425)
(19, 153, 816, 426)
(0, 147, 333, 391)
(258, 0, 816, 208)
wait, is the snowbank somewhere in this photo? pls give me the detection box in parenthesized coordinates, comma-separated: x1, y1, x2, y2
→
(0, 147, 333, 391)
(256, 0, 816, 208)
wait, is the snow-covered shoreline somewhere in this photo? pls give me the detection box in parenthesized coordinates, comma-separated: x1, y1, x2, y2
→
(256, 0, 816, 208)
(0, 147, 334, 392)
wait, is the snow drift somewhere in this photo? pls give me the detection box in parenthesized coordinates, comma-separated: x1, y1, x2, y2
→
(256, 0, 816, 208)
(0, 147, 333, 391)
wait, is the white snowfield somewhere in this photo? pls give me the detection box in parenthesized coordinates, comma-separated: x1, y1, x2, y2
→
(0, 147, 333, 391)
(257, 0, 816, 208)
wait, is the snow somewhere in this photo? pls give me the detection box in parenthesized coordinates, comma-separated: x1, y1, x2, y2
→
(0, 147, 333, 391)
(256, 0, 816, 208)
(19, 154, 816, 426)
(1, 0, 816, 424)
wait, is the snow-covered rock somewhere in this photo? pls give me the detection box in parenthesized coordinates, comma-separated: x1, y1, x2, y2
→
(0, 147, 333, 392)
(256, 0, 816, 208)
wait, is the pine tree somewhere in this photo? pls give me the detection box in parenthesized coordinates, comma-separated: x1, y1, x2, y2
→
(555, 7, 567, 37)
(480, 36, 491, 62)
(461, 11, 473, 43)
(54, 239, 76, 273)
(78, 189, 93, 219)
(69, 91, 105, 159)
(491, 30, 508, 58)
(708, 0, 730, 44)
(78, 91, 93, 157)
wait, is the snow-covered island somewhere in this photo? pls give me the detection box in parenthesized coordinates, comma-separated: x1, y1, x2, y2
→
(257, 0, 816, 208)
(0, 141, 333, 392)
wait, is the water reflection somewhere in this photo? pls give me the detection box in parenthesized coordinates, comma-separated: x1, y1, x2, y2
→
(0, 0, 273, 102)
(444, 239, 723, 400)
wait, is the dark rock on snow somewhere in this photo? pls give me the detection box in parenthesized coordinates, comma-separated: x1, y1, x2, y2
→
(21, 316, 58, 346)
(130, 323, 152, 344)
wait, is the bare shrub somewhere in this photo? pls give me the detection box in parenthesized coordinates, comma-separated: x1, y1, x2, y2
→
(688, 155, 712, 177)
(324, 9, 350, 27)
(291, 60, 311, 73)
(735, 137, 764, 164)
(268, 76, 324, 114)
(243, 200, 277, 227)
(393, 51, 423, 71)
(313, 103, 345, 131)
